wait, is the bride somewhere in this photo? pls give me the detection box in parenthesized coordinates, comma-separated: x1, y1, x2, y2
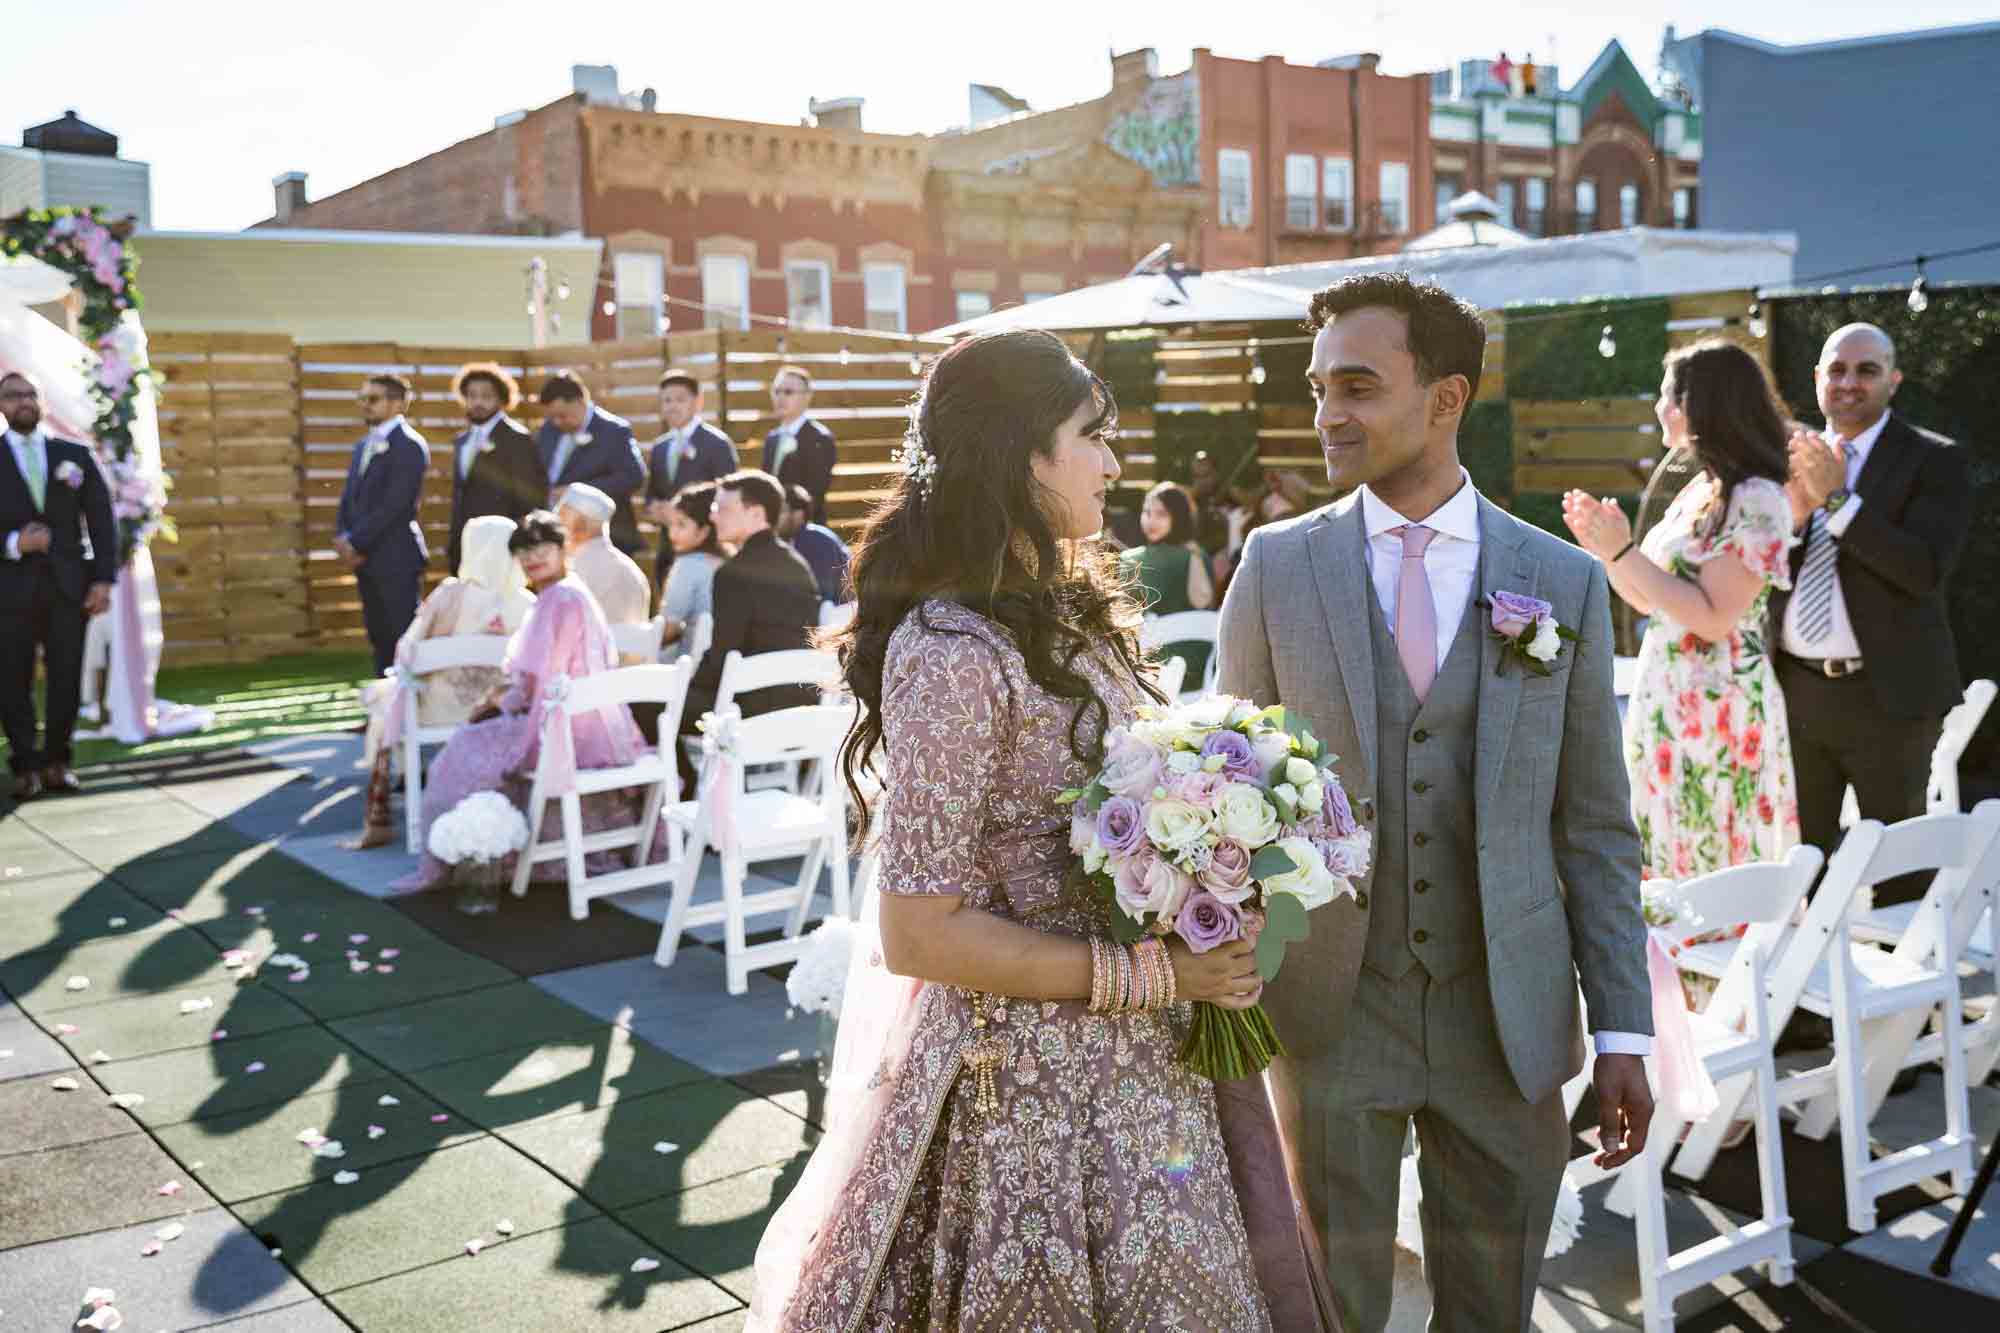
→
(749, 330, 1277, 1331)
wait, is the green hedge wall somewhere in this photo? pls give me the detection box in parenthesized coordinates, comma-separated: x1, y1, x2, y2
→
(1097, 330, 1159, 412)
(1503, 296, 1669, 400)
(1770, 287, 2000, 779)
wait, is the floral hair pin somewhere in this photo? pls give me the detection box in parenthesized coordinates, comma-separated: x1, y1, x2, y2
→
(896, 421, 936, 501)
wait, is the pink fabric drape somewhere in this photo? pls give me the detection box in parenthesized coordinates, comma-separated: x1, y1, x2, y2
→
(696, 709, 741, 858)
(1647, 929, 1721, 1121)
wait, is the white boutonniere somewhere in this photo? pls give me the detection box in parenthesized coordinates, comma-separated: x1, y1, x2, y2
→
(573, 431, 593, 448)
(54, 459, 85, 488)
(1479, 590, 1579, 677)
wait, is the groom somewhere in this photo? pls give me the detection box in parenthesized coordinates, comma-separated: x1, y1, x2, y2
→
(1218, 274, 1654, 1331)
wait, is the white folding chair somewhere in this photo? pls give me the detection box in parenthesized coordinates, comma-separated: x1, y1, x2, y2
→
(610, 614, 668, 664)
(1839, 678, 1995, 828)
(707, 648, 843, 793)
(1610, 847, 1822, 1333)
(509, 660, 695, 921)
(1154, 654, 1188, 702)
(683, 612, 713, 673)
(399, 634, 511, 853)
(818, 600, 856, 632)
(1140, 610, 1221, 698)
(655, 702, 856, 994)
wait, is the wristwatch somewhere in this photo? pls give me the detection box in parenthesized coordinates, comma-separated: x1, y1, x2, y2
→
(1823, 488, 1852, 514)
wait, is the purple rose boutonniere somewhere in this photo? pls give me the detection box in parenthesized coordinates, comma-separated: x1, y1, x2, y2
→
(54, 459, 85, 489)
(1482, 590, 1579, 678)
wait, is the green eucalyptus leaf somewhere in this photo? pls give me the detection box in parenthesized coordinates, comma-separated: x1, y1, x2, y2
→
(1250, 845, 1297, 881)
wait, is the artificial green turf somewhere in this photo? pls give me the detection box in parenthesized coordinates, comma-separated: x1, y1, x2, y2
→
(234, 1136, 596, 1293)
(0, 870, 166, 956)
(42, 979, 314, 1064)
(329, 982, 610, 1076)
(0, 925, 244, 1015)
(325, 1213, 740, 1332)
(403, 1026, 709, 1133)
(91, 1025, 393, 1127)
(615, 1163, 795, 1300)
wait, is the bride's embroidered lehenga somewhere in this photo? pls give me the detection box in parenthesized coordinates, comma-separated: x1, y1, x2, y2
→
(753, 600, 1274, 1332)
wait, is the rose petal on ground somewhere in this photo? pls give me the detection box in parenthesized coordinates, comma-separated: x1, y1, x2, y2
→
(139, 1241, 161, 1257)
(50, 1078, 80, 1091)
(88, 1051, 110, 1064)
(630, 1257, 660, 1273)
(332, 1170, 359, 1185)
(0, 1049, 12, 1059)
(153, 1222, 184, 1242)
(494, 1218, 515, 1235)
(64, 976, 90, 992)
(155, 1182, 181, 1196)
(430, 1113, 449, 1123)
(244, 906, 265, 916)
(377, 1094, 400, 1106)
(243, 1062, 265, 1074)
(107, 917, 127, 928)
(366, 1124, 385, 1139)
(464, 1238, 485, 1257)
(379, 947, 401, 959)
(348, 933, 368, 944)
(77, 1305, 123, 1330)
(310, 1140, 345, 1159)
(348, 960, 369, 973)
(300, 931, 319, 942)
(177, 997, 213, 1015)
(108, 1093, 144, 1109)
(55, 1023, 79, 1035)
(288, 970, 309, 983)
(295, 1128, 324, 1145)
(210, 1030, 227, 1041)
(375, 964, 395, 974)
(82, 1287, 115, 1307)
(652, 1141, 678, 1155)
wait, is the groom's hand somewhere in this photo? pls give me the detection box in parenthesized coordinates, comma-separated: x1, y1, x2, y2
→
(1591, 1054, 1654, 1169)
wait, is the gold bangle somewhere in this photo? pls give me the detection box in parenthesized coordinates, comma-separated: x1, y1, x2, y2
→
(1145, 937, 1171, 1011)
(1161, 938, 1179, 1007)
(1089, 936, 1110, 1014)
(1116, 945, 1134, 1013)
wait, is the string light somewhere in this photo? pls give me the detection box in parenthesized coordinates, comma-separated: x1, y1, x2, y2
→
(908, 354, 924, 375)
(556, 282, 571, 301)
(657, 314, 671, 335)
(601, 300, 617, 318)
(839, 345, 852, 366)
(525, 302, 536, 316)
(1746, 301, 1767, 340)
(1907, 257, 1930, 315)
(1597, 324, 1618, 359)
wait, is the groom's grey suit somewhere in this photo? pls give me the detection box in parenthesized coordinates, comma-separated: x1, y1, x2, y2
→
(1218, 484, 1652, 1332)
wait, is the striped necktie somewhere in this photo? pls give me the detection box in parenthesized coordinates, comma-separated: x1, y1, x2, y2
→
(1792, 440, 1858, 647)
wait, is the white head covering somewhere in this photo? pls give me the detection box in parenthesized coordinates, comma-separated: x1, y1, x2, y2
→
(451, 515, 534, 633)
(557, 482, 615, 526)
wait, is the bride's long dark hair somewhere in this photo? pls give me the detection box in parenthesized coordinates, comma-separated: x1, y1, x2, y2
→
(828, 329, 1158, 822)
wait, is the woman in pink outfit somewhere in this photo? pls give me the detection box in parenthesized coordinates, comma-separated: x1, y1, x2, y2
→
(395, 511, 656, 895)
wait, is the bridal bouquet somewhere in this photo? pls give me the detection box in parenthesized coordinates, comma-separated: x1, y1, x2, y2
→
(1061, 695, 1371, 1079)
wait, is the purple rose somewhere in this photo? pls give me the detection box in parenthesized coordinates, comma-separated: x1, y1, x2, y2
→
(1095, 795, 1147, 857)
(1199, 729, 1263, 783)
(1101, 732, 1167, 799)
(1321, 780, 1358, 837)
(1489, 590, 1554, 639)
(1176, 890, 1245, 954)
(1198, 837, 1256, 904)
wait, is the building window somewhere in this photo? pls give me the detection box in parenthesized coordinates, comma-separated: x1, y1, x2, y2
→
(862, 262, 906, 332)
(1218, 148, 1253, 229)
(700, 254, 749, 330)
(1523, 177, 1547, 236)
(954, 290, 992, 323)
(1284, 154, 1317, 231)
(1323, 156, 1353, 231)
(1495, 179, 1517, 227)
(1022, 291, 1056, 304)
(785, 261, 831, 329)
(1434, 175, 1460, 226)
(1673, 186, 1695, 229)
(1379, 161, 1410, 234)
(1575, 178, 1598, 231)
(1619, 183, 1640, 228)
(613, 252, 664, 339)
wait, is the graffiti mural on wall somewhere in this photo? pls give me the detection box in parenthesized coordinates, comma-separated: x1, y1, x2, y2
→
(1105, 70, 1201, 187)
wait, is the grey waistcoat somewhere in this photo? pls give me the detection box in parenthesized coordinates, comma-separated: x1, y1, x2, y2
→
(1362, 578, 1486, 981)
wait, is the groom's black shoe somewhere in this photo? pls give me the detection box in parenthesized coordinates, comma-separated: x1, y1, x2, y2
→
(40, 765, 81, 795)
(10, 771, 41, 801)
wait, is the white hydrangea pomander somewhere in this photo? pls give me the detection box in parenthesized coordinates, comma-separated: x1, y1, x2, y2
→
(428, 790, 531, 866)
(785, 918, 856, 1018)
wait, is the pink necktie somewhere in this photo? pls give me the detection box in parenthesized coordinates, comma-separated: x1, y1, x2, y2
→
(1394, 525, 1437, 703)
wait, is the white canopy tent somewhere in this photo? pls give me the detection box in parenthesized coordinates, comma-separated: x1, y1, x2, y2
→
(931, 263, 1310, 337)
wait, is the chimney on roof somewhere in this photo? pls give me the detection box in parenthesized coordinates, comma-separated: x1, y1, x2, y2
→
(640, 87, 658, 113)
(272, 171, 308, 225)
(809, 97, 864, 131)
(1111, 48, 1158, 92)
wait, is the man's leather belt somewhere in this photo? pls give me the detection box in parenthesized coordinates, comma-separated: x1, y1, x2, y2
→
(1784, 653, 1865, 679)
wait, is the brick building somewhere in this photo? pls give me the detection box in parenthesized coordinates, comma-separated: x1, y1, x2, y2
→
(1426, 39, 1701, 238)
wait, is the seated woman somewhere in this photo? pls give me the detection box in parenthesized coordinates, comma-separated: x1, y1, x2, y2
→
(1119, 481, 1215, 687)
(393, 511, 659, 896)
(657, 480, 723, 663)
(351, 515, 532, 848)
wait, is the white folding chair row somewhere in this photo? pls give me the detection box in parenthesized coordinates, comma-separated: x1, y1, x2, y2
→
(508, 659, 695, 921)
(610, 614, 668, 663)
(1839, 677, 1995, 829)
(1140, 610, 1221, 699)
(655, 701, 857, 994)
(1154, 654, 1188, 703)
(1606, 847, 1822, 1333)
(1670, 802, 2000, 1233)
(398, 634, 511, 853)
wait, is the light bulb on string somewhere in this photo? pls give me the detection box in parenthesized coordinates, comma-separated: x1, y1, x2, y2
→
(525, 301, 537, 316)
(1747, 301, 1767, 340)
(601, 300, 617, 318)
(1154, 365, 1168, 385)
(657, 314, 671, 335)
(1597, 324, 1617, 359)
(839, 345, 852, 366)
(1249, 359, 1267, 386)
(556, 282, 571, 301)
(1907, 257, 1930, 315)
(908, 354, 923, 375)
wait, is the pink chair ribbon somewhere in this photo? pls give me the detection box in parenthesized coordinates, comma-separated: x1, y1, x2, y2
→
(537, 674, 579, 798)
(697, 708, 741, 859)
(1647, 928, 1721, 1121)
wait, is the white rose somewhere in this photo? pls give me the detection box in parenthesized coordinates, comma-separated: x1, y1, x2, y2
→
(1251, 731, 1293, 781)
(1145, 799, 1210, 854)
(1261, 835, 1341, 909)
(1272, 782, 1300, 811)
(1165, 750, 1202, 776)
(1283, 756, 1317, 787)
(1298, 779, 1325, 813)
(1083, 841, 1108, 875)
(1226, 699, 1259, 726)
(1214, 783, 1281, 848)
(1525, 618, 1561, 663)
(1182, 695, 1236, 730)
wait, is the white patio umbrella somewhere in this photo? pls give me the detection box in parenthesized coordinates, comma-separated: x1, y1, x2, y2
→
(930, 255, 1310, 337)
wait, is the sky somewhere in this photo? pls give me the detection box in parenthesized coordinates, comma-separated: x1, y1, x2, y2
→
(8, 1, 1993, 231)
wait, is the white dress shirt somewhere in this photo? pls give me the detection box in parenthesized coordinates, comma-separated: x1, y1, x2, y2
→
(1358, 470, 1650, 1057)
(457, 414, 500, 481)
(361, 414, 406, 468)
(1779, 411, 1887, 660)
(5, 427, 50, 560)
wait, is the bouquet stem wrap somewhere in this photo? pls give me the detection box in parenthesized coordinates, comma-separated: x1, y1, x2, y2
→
(1181, 1001, 1286, 1082)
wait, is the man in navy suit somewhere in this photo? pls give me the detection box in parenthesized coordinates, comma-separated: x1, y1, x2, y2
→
(446, 362, 541, 572)
(334, 373, 429, 676)
(534, 371, 646, 562)
(760, 365, 836, 526)
(646, 367, 737, 592)
(1, 371, 117, 798)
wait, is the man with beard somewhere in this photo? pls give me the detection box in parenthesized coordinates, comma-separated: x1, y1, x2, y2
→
(1775, 323, 1973, 903)
(335, 373, 429, 676)
(0, 371, 116, 798)
(446, 362, 540, 573)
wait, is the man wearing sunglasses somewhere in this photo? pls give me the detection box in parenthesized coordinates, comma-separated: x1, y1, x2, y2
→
(759, 365, 836, 526)
(334, 373, 429, 675)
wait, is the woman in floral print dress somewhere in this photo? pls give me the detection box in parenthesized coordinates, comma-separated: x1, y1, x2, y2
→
(747, 331, 1284, 1332)
(1563, 339, 1805, 882)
